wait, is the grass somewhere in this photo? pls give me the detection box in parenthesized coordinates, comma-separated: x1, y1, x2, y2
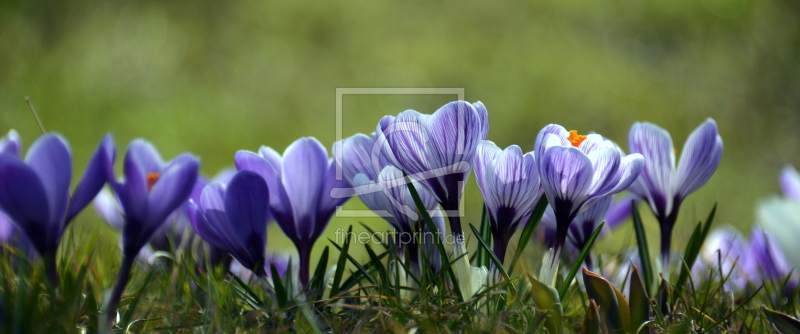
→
(1, 197, 797, 333)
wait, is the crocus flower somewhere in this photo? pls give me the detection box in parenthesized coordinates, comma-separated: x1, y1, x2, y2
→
(746, 226, 791, 281)
(534, 125, 643, 256)
(377, 101, 488, 239)
(0, 130, 31, 252)
(473, 140, 543, 264)
(628, 119, 723, 263)
(105, 138, 199, 321)
(189, 170, 270, 276)
(0, 132, 114, 283)
(335, 133, 445, 272)
(780, 165, 800, 201)
(235, 137, 350, 285)
(698, 227, 751, 290)
(230, 253, 292, 282)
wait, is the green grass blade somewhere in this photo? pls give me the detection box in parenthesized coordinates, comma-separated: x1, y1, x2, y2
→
(476, 205, 491, 268)
(509, 197, 548, 276)
(675, 204, 717, 295)
(631, 200, 654, 294)
(270, 263, 287, 308)
(329, 225, 353, 298)
(309, 246, 330, 301)
(559, 221, 604, 301)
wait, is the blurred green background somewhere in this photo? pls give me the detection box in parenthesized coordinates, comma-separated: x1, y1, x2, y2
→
(1, 0, 798, 268)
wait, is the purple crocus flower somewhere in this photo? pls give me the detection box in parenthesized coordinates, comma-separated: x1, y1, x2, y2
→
(781, 165, 800, 201)
(335, 133, 445, 272)
(235, 137, 350, 285)
(628, 119, 723, 263)
(698, 227, 750, 290)
(0, 132, 113, 283)
(747, 226, 792, 281)
(189, 170, 270, 276)
(0, 130, 29, 251)
(473, 140, 543, 264)
(377, 101, 488, 239)
(534, 125, 643, 256)
(105, 138, 199, 320)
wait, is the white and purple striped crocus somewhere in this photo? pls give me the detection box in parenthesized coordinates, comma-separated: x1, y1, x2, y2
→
(335, 133, 445, 272)
(473, 140, 543, 265)
(105, 138, 199, 320)
(0, 131, 113, 283)
(189, 170, 270, 276)
(628, 119, 723, 263)
(534, 125, 644, 256)
(235, 137, 350, 285)
(377, 101, 488, 239)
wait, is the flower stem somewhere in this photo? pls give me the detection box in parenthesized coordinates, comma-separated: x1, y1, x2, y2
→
(491, 231, 509, 268)
(298, 245, 311, 287)
(106, 254, 135, 326)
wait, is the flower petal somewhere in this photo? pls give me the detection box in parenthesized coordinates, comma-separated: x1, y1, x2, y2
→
(425, 101, 482, 170)
(539, 146, 594, 212)
(484, 145, 541, 225)
(474, 140, 502, 193)
(317, 160, 350, 234)
(384, 109, 431, 176)
(223, 170, 269, 268)
(628, 122, 676, 217)
(67, 134, 115, 222)
(676, 119, 723, 200)
(0, 129, 21, 156)
(188, 201, 230, 251)
(145, 157, 199, 236)
(281, 137, 329, 240)
(336, 133, 379, 183)
(119, 142, 150, 224)
(472, 101, 489, 141)
(780, 165, 800, 201)
(0, 210, 14, 243)
(93, 188, 125, 231)
(127, 139, 164, 174)
(534, 124, 570, 163)
(24, 134, 72, 227)
(0, 156, 50, 253)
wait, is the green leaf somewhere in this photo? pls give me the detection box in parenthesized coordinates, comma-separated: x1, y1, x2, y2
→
(581, 300, 602, 334)
(468, 223, 511, 283)
(476, 205, 491, 268)
(628, 266, 651, 332)
(582, 268, 629, 333)
(656, 277, 671, 318)
(631, 200, 654, 295)
(528, 274, 563, 334)
(329, 225, 353, 298)
(270, 263, 287, 308)
(309, 246, 330, 301)
(364, 243, 390, 296)
(675, 204, 717, 295)
(559, 221, 604, 301)
(509, 197, 548, 276)
(762, 306, 800, 334)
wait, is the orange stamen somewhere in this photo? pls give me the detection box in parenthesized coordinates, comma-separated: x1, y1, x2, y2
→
(146, 172, 161, 191)
(567, 130, 587, 148)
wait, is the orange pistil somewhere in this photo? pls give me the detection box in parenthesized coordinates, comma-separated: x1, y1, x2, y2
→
(146, 172, 161, 191)
(567, 130, 587, 147)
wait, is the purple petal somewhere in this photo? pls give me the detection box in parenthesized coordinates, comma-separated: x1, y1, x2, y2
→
(0, 156, 50, 251)
(212, 167, 237, 184)
(578, 134, 615, 155)
(67, 134, 115, 222)
(0, 210, 14, 242)
(749, 226, 791, 279)
(236, 149, 293, 233)
(145, 157, 199, 233)
(258, 146, 284, 175)
(317, 160, 350, 232)
(127, 139, 164, 174)
(676, 119, 723, 200)
(474, 140, 502, 192)
(604, 195, 637, 229)
(281, 137, 329, 240)
(384, 110, 431, 176)
(119, 142, 150, 224)
(534, 124, 570, 163)
(24, 134, 72, 228)
(0, 129, 21, 156)
(188, 202, 230, 251)
(336, 134, 380, 183)
(472, 101, 489, 141)
(484, 145, 541, 225)
(628, 122, 676, 217)
(424, 101, 482, 170)
(585, 148, 621, 196)
(780, 165, 800, 201)
(539, 146, 594, 210)
(223, 170, 269, 266)
(93, 188, 125, 231)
